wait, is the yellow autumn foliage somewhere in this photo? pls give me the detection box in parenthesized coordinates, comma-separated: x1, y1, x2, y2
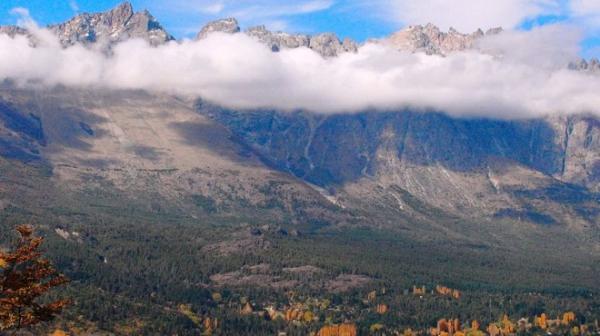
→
(203, 317, 218, 335)
(211, 292, 222, 302)
(535, 313, 548, 329)
(178, 304, 201, 326)
(369, 323, 384, 332)
(501, 314, 515, 333)
(49, 330, 68, 336)
(571, 326, 580, 336)
(563, 312, 576, 325)
(413, 286, 426, 295)
(303, 311, 315, 323)
(403, 328, 414, 336)
(487, 324, 500, 336)
(0, 257, 7, 269)
(240, 302, 253, 315)
(376, 304, 388, 314)
(466, 330, 484, 336)
(316, 323, 357, 336)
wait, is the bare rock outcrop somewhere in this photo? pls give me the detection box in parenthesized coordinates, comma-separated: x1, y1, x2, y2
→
(197, 18, 240, 39)
(383, 23, 502, 55)
(569, 58, 600, 73)
(49, 2, 173, 47)
(198, 19, 357, 57)
(0, 26, 28, 38)
(246, 25, 310, 51)
(0, 2, 173, 48)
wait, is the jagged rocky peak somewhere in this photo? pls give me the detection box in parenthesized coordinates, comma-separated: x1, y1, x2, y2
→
(197, 18, 241, 39)
(0, 2, 173, 47)
(309, 33, 358, 57)
(246, 26, 357, 56)
(569, 58, 600, 73)
(245, 25, 310, 51)
(49, 1, 173, 47)
(198, 18, 357, 57)
(0, 25, 28, 38)
(384, 23, 503, 55)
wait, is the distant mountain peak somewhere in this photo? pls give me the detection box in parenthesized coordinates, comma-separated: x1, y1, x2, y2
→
(197, 18, 240, 39)
(197, 18, 357, 57)
(0, 1, 173, 48)
(383, 24, 502, 55)
(48, 1, 173, 47)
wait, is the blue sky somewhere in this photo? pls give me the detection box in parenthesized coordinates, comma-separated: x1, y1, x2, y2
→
(1, 0, 600, 57)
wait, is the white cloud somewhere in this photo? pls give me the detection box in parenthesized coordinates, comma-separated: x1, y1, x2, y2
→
(0, 22, 598, 119)
(570, 0, 600, 28)
(386, 0, 560, 32)
(68, 0, 80, 13)
(571, 0, 600, 16)
(10, 7, 32, 23)
(229, 0, 334, 21)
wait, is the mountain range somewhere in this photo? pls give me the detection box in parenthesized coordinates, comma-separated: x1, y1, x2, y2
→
(0, 2, 598, 334)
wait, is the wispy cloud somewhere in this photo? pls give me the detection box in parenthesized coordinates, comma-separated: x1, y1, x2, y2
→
(198, 2, 225, 15)
(381, 0, 561, 32)
(570, 0, 600, 29)
(145, 0, 335, 37)
(68, 0, 79, 13)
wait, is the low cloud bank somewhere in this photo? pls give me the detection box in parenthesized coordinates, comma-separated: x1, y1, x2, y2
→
(0, 20, 599, 119)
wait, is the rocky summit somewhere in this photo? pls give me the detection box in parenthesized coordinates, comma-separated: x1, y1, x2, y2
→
(0, 2, 173, 47)
(382, 23, 502, 55)
(197, 17, 241, 39)
(198, 18, 358, 57)
(50, 2, 173, 47)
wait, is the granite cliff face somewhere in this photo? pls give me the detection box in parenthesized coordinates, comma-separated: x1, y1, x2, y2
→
(198, 103, 600, 233)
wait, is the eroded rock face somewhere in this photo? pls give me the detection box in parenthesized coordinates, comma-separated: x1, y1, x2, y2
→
(199, 104, 600, 227)
(246, 25, 310, 51)
(0, 26, 28, 38)
(198, 20, 357, 57)
(309, 33, 358, 57)
(197, 18, 240, 39)
(383, 23, 502, 55)
(558, 116, 600, 190)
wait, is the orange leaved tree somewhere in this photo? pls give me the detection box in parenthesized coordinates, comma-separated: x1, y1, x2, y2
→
(0, 225, 69, 332)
